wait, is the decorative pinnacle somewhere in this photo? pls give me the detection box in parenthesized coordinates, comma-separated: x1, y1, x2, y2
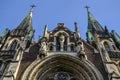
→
(85, 6, 90, 12)
(74, 22, 78, 32)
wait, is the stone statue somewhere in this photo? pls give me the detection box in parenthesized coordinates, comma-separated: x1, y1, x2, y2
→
(39, 38, 47, 58)
(76, 40, 85, 58)
(59, 33, 65, 43)
(76, 41, 82, 53)
(59, 33, 65, 51)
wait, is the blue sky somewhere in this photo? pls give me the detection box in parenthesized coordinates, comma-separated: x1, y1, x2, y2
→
(0, 0, 120, 41)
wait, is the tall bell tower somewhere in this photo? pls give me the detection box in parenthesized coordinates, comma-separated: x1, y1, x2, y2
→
(0, 7, 34, 80)
(86, 7, 120, 80)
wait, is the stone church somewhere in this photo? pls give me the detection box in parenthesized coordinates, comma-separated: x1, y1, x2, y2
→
(0, 7, 120, 80)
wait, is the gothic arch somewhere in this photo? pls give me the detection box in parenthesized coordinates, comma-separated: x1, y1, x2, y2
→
(70, 44, 75, 52)
(103, 42, 110, 51)
(21, 54, 103, 80)
(9, 40, 18, 50)
(7, 38, 19, 50)
(54, 31, 69, 51)
(54, 31, 69, 37)
(48, 43, 54, 51)
(102, 40, 117, 51)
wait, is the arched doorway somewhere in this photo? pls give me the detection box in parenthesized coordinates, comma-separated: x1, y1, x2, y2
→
(21, 54, 103, 80)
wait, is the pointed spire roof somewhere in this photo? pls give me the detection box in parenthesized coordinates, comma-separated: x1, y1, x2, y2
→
(86, 6, 104, 32)
(16, 7, 33, 32)
(88, 11, 96, 22)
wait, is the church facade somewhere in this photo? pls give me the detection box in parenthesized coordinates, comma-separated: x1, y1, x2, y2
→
(0, 8, 120, 80)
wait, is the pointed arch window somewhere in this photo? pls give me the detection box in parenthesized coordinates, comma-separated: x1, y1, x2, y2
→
(56, 36, 60, 51)
(112, 45, 116, 50)
(49, 46, 53, 51)
(71, 44, 74, 52)
(104, 42, 110, 51)
(64, 37, 67, 51)
(49, 44, 53, 51)
(9, 40, 17, 50)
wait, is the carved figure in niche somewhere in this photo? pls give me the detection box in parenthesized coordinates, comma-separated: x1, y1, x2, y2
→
(39, 38, 47, 58)
(76, 42, 82, 53)
(59, 33, 65, 43)
(59, 33, 65, 51)
(76, 40, 85, 58)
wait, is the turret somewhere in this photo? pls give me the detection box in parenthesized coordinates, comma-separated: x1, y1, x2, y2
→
(86, 6, 110, 44)
(17, 8, 35, 50)
(0, 28, 10, 43)
(0, 28, 10, 49)
(111, 30, 120, 49)
(87, 10, 104, 33)
(86, 30, 94, 44)
(85, 6, 120, 80)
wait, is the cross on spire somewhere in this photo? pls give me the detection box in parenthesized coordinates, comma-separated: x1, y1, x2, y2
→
(30, 4, 36, 11)
(85, 6, 90, 12)
(30, 4, 36, 8)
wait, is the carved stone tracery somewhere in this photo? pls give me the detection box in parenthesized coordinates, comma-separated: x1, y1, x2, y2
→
(54, 72, 70, 80)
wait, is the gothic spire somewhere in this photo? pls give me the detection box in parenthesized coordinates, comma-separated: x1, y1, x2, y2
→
(86, 6, 104, 32)
(16, 6, 34, 32)
(10, 6, 35, 37)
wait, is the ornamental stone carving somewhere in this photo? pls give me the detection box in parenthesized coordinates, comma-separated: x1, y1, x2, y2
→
(54, 72, 70, 80)
(39, 38, 47, 58)
(76, 40, 85, 58)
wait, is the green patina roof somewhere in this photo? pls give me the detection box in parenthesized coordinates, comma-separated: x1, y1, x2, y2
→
(17, 10, 32, 31)
(28, 29, 34, 41)
(87, 30, 94, 43)
(111, 30, 120, 42)
(0, 28, 10, 41)
(88, 11, 104, 32)
(88, 11, 96, 22)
